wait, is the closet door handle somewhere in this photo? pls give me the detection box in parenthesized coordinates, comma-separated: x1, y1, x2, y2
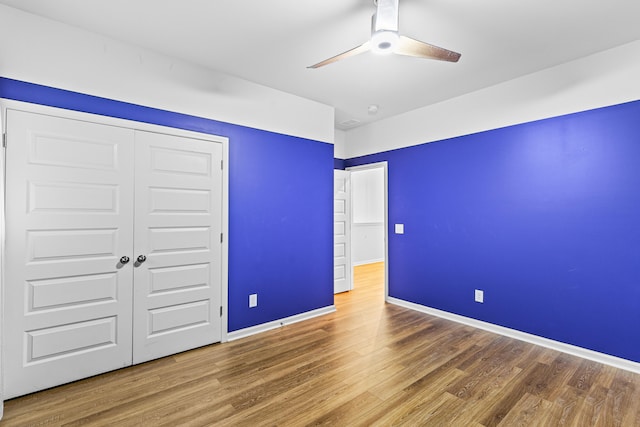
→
(137, 255, 147, 263)
(119, 256, 130, 264)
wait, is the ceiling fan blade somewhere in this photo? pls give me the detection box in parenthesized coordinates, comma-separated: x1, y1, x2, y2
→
(396, 35, 461, 62)
(308, 41, 371, 69)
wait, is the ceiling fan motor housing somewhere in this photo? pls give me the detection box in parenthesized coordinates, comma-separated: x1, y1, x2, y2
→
(371, 0, 400, 53)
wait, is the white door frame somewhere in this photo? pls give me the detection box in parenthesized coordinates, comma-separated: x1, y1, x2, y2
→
(0, 101, 4, 419)
(0, 100, 230, 404)
(346, 162, 389, 300)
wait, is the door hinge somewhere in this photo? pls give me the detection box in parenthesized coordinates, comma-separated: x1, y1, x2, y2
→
(220, 306, 223, 317)
(221, 159, 223, 170)
(2, 133, 6, 148)
(220, 233, 223, 243)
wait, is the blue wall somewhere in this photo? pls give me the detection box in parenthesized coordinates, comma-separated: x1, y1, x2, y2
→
(347, 100, 640, 362)
(0, 77, 334, 332)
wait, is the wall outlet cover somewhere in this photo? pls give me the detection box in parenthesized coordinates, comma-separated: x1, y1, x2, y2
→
(249, 293, 258, 308)
(395, 224, 404, 234)
(475, 289, 484, 303)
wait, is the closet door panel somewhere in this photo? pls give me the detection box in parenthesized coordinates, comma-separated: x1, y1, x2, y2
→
(132, 130, 222, 364)
(3, 110, 135, 399)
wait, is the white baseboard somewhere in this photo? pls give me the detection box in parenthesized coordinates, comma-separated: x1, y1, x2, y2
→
(226, 305, 336, 342)
(387, 296, 640, 375)
(353, 258, 384, 266)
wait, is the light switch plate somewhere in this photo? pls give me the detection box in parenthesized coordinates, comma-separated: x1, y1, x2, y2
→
(395, 224, 404, 234)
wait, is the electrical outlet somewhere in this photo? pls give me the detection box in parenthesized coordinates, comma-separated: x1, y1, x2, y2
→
(475, 289, 484, 303)
(395, 223, 404, 234)
(249, 294, 258, 308)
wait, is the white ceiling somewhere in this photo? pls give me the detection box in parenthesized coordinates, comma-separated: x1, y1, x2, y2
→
(1, 0, 639, 130)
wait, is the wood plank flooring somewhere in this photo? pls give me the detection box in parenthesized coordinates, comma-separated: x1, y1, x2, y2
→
(4, 261, 640, 426)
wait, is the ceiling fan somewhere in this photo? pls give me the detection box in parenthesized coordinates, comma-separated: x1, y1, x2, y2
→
(308, 0, 461, 68)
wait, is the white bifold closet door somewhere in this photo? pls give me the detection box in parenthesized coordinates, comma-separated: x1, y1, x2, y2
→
(3, 110, 222, 399)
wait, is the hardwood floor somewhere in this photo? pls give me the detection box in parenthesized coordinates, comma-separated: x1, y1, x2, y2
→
(4, 261, 640, 426)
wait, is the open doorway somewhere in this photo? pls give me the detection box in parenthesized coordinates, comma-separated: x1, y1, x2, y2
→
(348, 162, 388, 298)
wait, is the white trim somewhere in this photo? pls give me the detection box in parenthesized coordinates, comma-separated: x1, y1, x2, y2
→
(353, 258, 385, 267)
(387, 296, 640, 375)
(0, 100, 228, 142)
(0, 100, 4, 419)
(227, 305, 336, 342)
(347, 162, 389, 299)
(220, 130, 230, 343)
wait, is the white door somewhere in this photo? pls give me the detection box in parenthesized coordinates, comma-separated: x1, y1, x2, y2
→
(334, 170, 352, 293)
(132, 131, 223, 363)
(4, 110, 135, 398)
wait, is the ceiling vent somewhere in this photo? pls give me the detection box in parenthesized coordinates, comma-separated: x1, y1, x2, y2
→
(337, 119, 361, 130)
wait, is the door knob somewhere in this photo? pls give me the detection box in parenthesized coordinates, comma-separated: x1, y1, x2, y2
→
(120, 256, 130, 264)
(137, 255, 147, 263)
